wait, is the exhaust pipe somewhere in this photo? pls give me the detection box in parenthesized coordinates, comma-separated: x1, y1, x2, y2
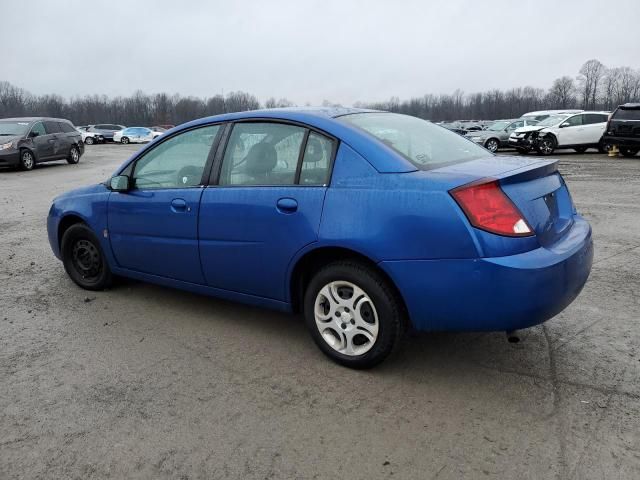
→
(506, 330, 521, 343)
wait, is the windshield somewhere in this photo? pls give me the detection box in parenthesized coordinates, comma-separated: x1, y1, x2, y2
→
(487, 121, 510, 131)
(338, 113, 490, 170)
(537, 115, 569, 127)
(0, 121, 30, 136)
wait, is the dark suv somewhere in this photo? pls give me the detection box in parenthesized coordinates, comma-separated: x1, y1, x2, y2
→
(87, 124, 126, 142)
(0, 117, 84, 171)
(603, 104, 640, 157)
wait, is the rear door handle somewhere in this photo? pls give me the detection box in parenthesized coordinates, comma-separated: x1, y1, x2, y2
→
(276, 197, 298, 214)
(171, 198, 189, 212)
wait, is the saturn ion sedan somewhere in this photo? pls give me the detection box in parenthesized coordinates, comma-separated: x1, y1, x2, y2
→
(47, 108, 593, 368)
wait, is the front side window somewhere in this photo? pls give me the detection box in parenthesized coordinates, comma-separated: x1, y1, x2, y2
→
(563, 115, 583, 127)
(299, 132, 333, 185)
(487, 121, 510, 131)
(132, 124, 220, 189)
(339, 113, 489, 170)
(31, 122, 46, 136)
(219, 122, 306, 186)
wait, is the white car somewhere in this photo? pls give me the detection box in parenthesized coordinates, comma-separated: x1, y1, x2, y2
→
(520, 109, 583, 122)
(509, 111, 610, 155)
(76, 127, 104, 145)
(149, 126, 167, 139)
(113, 127, 154, 144)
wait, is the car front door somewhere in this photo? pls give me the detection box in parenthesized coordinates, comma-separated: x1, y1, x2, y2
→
(107, 124, 222, 284)
(556, 114, 584, 146)
(29, 121, 53, 159)
(199, 122, 335, 301)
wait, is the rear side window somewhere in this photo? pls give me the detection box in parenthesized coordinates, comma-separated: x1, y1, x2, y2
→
(219, 122, 306, 186)
(339, 113, 489, 170)
(299, 132, 333, 185)
(584, 114, 608, 124)
(58, 122, 76, 133)
(44, 121, 62, 134)
(613, 108, 640, 120)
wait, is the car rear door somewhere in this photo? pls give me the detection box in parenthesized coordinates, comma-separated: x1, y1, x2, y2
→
(583, 113, 608, 144)
(199, 122, 335, 301)
(107, 124, 222, 284)
(29, 121, 53, 159)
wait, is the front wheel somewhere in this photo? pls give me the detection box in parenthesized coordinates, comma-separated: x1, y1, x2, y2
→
(537, 136, 556, 155)
(303, 261, 405, 369)
(620, 147, 639, 157)
(121, 137, 129, 144)
(19, 149, 35, 170)
(485, 138, 499, 153)
(84, 136, 94, 145)
(67, 146, 80, 164)
(61, 223, 112, 290)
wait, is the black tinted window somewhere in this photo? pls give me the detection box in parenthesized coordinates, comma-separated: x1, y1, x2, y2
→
(584, 114, 607, 125)
(613, 109, 640, 120)
(299, 132, 333, 185)
(58, 122, 76, 133)
(44, 121, 62, 134)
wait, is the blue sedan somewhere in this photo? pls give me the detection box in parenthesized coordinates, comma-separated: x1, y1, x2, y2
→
(47, 108, 593, 368)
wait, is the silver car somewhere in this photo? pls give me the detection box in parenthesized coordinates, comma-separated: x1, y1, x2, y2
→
(465, 119, 539, 152)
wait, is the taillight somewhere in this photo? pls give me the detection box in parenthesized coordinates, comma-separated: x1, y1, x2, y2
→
(450, 180, 533, 237)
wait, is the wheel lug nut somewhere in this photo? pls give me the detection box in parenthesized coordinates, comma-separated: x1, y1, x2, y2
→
(335, 312, 341, 317)
(344, 307, 350, 312)
(341, 323, 347, 329)
(350, 319, 355, 325)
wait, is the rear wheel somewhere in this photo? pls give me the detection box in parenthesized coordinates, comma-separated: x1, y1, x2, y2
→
(485, 138, 500, 153)
(121, 137, 130, 144)
(19, 149, 35, 170)
(303, 261, 405, 369)
(61, 223, 112, 290)
(67, 146, 80, 164)
(620, 147, 639, 157)
(537, 136, 556, 155)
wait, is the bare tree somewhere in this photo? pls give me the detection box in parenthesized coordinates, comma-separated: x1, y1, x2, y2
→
(548, 76, 576, 108)
(577, 59, 606, 109)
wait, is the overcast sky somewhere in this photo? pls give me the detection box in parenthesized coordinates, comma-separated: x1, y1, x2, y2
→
(2, 0, 639, 105)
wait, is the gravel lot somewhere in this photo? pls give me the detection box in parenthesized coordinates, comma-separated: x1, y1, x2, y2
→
(1, 144, 639, 479)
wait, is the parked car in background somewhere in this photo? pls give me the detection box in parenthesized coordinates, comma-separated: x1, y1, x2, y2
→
(149, 126, 167, 138)
(113, 127, 154, 144)
(602, 103, 640, 157)
(0, 117, 84, 170)
(87, 124, 126, 142)
(466, 118, 539, 152)
(520, 109, 583, 122)
(76, 127, 104, 145)
(510, 111, 609, 155)
(156, 124, 175, 130)
(47, 108, 593, 368)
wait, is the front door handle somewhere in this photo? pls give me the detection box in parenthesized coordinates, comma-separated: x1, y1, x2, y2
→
(276, 197, 298, 214)
(171, 198, 188, 212)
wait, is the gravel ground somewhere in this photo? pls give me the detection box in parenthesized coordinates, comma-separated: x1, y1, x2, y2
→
(1, 144, 639, 479)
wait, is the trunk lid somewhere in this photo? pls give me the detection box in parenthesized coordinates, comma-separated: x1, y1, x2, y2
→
(434, 156, 575, 247)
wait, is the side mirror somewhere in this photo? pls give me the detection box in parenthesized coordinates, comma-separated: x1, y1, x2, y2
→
(560, 123, 570, 128)
(29, 131, 39, 138)
(110, 175, 131, 192)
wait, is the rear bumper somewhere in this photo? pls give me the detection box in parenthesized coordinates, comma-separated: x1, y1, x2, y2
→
(0, 151, 20, 167)
(380, 216, 593, 332)
(603, 135, 640, 148)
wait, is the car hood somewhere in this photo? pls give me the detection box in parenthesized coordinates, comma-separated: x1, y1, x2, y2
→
(514, 125, 545, 134)
(54, 183, 109, 202)
(0, 135, 22, 144)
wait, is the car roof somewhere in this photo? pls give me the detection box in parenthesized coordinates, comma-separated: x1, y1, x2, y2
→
(620, 103, 640, 109)
(0, 116, 72, 123)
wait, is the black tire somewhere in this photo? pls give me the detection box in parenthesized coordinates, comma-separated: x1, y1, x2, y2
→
(574, 147, 587, 154)
(620, 147, 639, 158)
(537, 136, 556, 155)
(67, 145, 80, 164)
(61, 223, 112, 291)
(598, 139, 612, 154)
(303, 260, 405, 369)
(84, 136, 94, 145)
(484, 138, 500, 153)
(121, 137, 130, 144)
(19, 149, 35, 170)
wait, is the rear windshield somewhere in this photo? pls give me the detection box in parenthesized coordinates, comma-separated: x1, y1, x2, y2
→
(614, 108, 640, 120)
(338, 113, 489, 170)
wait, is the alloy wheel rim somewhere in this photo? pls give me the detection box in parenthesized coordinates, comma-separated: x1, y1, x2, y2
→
(72, 239, 101, 280)
(314, 280, 379, 356)
(71, 148, 79, 162)
(541, 139, 553, 154)
(487, 140, 498, 152)
(22, 152, 33, 169)
(86, 137, 93, 145)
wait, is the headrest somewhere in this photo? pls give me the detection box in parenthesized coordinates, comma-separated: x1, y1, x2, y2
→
(243, 143, 277, 176)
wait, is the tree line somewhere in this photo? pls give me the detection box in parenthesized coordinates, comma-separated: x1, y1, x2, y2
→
(1, 59, 638, 126)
